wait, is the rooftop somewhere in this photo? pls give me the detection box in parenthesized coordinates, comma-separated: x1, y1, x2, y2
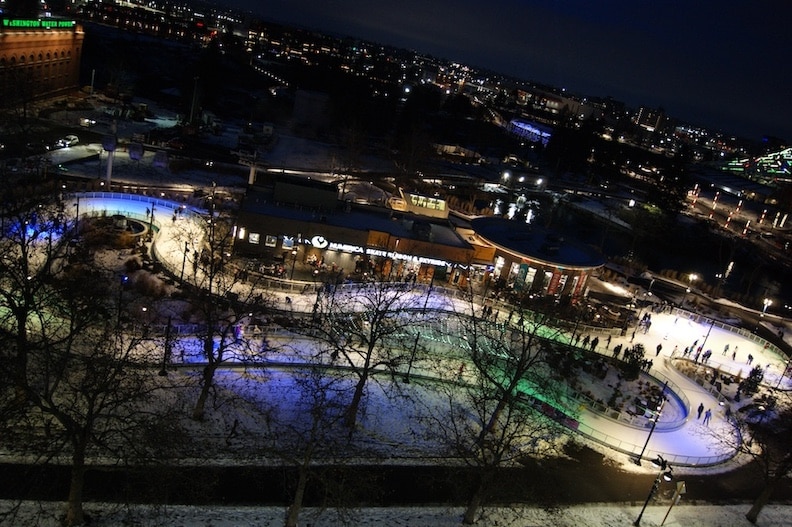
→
(471, 216, 605, 269)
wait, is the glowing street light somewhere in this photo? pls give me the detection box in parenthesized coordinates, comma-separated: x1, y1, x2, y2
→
(761, 298, 772, 317)
(290, 248, 298, 280)
(687, 273, 697, 292)
(685, 274, 697, 307)
(633, 381, 668, 465)
(634, 455, 673, 526)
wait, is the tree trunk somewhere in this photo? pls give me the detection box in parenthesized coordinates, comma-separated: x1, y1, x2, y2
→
(746, 478, 778, 523)
(65, 444, 87, 527)
(192, 364, 215, 421)
(479, 396, 508, 443)
(285, 462, 309, 527)
(14, 314, 29, 404)
(344, 373, 368, 428)
(462, 474, 486, 525)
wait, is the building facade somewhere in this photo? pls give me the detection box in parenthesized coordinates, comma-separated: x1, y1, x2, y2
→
(471, 216, 605, 298)
(0, 18, 84, 107)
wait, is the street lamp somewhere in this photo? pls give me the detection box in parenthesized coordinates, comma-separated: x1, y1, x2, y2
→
(180, 241, 189, 282)
(633, 381, 668, 465)
(159, 316, 172, 376)
(404, 274, 434, 383)
(116, 274, 129, 330)
(686, 273, 697, 292)
(73, 197, 80, 235)
(685, 273, 697, 307)
(776, 359, 791, 390)
(761, 298, 772, 317)
(290, 248, 298, 280)
(148, 204, 156, 239)
(634, 455, 673, 526)
(700, 317, 716, 350)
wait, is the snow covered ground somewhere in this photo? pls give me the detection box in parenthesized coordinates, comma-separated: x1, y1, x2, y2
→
(5, 501, 790, 527)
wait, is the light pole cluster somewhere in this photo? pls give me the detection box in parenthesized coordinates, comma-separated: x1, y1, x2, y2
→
(633, 455, 674, 526)
(633, 381, 668, 466)
(761, 297, 772, 317)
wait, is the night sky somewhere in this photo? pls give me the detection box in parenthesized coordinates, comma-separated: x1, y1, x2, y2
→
(216, 0, 791, 142)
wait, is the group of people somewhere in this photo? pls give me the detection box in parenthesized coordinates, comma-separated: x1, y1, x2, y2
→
(572, 334, 600, 351)
(696, 402, 713, 426)
(679, 339, 745, 366)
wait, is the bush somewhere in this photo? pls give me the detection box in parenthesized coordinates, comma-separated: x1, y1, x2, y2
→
(124, 256, 143, 272)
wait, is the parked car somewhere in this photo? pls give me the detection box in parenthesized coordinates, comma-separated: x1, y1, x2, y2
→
(56, 135, 79, 148)
(26, 141, 50, 154)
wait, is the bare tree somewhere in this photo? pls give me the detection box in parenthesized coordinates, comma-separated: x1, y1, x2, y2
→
(0, 183, 69, 401)
(272, 367, 349, 527)
(300, 278, 440, 429)
(709, 393, 792, 524)
(0, 263, 168, 527)
(180, 204, 276, 421)
(424, 296, 573, 524)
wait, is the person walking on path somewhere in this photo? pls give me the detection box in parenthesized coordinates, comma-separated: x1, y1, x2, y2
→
(703, 409, 712, 426)
(697, 402, 705, 419)
(606, 335, 612, 349)
(723, 343, 730, 355)
(656, 343, 663, 357)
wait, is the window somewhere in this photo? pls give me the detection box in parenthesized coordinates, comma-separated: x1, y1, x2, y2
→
(248, 232, 260, 245)
(265, 235, 278, 247)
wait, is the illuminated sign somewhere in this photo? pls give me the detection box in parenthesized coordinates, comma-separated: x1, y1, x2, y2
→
(310, 235, 328, 249)
(2, 19, 76, 29)
(326, 241, 450, 267)
(329, 242, 365, 253)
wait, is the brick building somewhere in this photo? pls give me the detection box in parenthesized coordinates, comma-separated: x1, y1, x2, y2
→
(0, 17, 84, 107)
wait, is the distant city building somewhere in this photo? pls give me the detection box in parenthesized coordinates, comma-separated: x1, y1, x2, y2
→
(506, 119, 553, 146)
(634, 106, 666, 132)
(0, 17, 84, 106)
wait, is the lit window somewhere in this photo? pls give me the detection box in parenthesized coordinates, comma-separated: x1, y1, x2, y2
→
(249, 233, 260, 245)
(265, 235, 277, 247)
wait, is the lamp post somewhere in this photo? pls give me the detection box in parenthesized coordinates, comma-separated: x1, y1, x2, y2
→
(73, 197, 80, 235)
(290, 248, 298, 280)
(700, 317, 716, 350)
(159, 316, 172, 376)
(116, 275, 128, 330)
(634, 455, 673, 526)
(404, 274, 434, 383)
(660, 481, 686, 526)
(180, 241, 189, 282)
(761, 298, 772, 317)
(633, 381, 668, 465)
(775, 359, 791, 390)
(755, 298, 773, 332)
(148, 204, 155, 239)
(685, 273, 697, 306)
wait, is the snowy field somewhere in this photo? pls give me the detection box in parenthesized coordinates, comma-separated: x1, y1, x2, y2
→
(4, 501, 791, 527)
